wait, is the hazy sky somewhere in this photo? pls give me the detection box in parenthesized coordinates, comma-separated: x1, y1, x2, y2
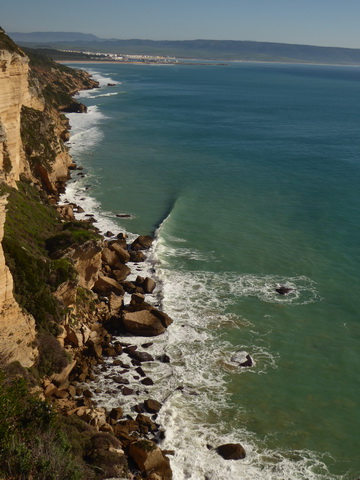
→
(2, 0, 360, 48)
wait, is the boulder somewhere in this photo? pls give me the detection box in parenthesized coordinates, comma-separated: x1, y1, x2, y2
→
(108, 242, 130, 263)
(276, 285, 293, 295)
(65, 325, 83, 347)
(56, 204, 75, 221)
(122, 310, 166, 336)
(216, 443, 246, 460)
(130, 235, 154, 251)
(108, 292, 124, 316)
(102, 247, 124, 270)
(231, 351, 253, 367)
(144, 399, 162, 414)
(143, 277, 156, 294)
(128, 440, 172, 479)
(112, 264, 131, 282)
(136, 413, 158, 434)
(129, 250, 146, 262)
(129, 350, 154, 363)
(93, 275, 125, 296)
(108, 407, 124, 422)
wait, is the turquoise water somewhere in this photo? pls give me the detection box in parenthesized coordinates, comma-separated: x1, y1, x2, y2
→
(65, 62, 360, 479)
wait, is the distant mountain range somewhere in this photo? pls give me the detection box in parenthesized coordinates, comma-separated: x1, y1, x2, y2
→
(8, 31, 360, 64)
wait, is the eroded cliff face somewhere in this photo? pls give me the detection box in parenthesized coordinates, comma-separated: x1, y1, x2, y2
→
(0, 30, 98, 368)
(0, 48, 43, 186)
(0, 195, 37, 366)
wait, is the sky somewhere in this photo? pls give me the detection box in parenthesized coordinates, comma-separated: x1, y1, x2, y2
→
(2, 0, 360, 49)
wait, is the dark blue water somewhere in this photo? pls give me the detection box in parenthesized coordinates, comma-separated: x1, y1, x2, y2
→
(66, 62, 360, 479)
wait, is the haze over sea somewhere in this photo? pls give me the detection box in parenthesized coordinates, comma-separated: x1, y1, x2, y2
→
(64, 61, 360, 480)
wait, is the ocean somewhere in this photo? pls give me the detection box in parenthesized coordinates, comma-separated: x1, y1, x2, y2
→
(63, 61, 360, 480)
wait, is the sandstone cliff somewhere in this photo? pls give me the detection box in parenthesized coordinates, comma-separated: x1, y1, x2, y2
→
(0, 195, 37, 366)
(0, 28, 98, 368)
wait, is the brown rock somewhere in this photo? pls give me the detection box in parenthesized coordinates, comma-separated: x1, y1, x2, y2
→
(122, 386, 135, 396)
(93, 275, 124, 296)
(128, 440, 172, 479)
(129, 350, 154, 363)
(108, 292, 124, 316)
(144, 399, 162, 414)
(136, 414, 158, 434)
(122, 310, 166, 336)
(216, 443, 246, 460)
(112, 264, 131, 282)
(130, 235, 154, 251)
(109, 242, 130, 263)
(141, 377, 154, 386)
(142, 277, 156, 294)
(108, 407, 124, 421)
(102, 247, 124, 270)
(129, 250, 146, 262)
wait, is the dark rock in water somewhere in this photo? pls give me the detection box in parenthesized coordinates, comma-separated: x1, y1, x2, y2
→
(141, 377, 154, 386)
(276, 285, 293, 295)
(113, 376, 129, 385)
(108, 83, 116, 86)
(144, 399, 162, 414)
(157, 354, 171, 364)
(216, 443, 246, 460)
(116, 213, 132, 218)
(135, 366, 146, 377)
(105, 231, 114, 237)
(231, 351, 253, 367)
(130, 235, 154, 251)
(122, 386, 134, 396)
(130, 350, 154, 363)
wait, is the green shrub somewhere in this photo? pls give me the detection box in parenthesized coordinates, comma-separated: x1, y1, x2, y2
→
(49, 258, 78, 288)
(0, 372, 88, 480)
(36, 332, 69, 377)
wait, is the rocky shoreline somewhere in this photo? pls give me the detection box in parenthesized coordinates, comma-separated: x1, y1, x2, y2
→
(0, 30, 247, 478)
(51, 82, 249, 477)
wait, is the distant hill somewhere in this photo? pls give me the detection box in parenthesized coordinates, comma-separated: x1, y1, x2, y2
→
(8, 31, 360, 64)
(9, 31, 101, 43)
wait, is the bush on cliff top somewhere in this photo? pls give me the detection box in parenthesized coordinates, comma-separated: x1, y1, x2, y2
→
(0, 371, 93, 480)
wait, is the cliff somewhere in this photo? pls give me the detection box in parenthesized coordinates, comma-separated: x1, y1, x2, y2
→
(0, 28, 97, 367)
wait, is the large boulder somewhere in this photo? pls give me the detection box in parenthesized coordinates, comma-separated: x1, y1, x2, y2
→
(109, 241, 130, 263)
(101, 247, 124, 270)
(122, 310, 166, 336)
(127, 295, 173, 328)
(112, 264, 131, 282)
(130, 235, 154, 251)
(93, 275, 125, 296)
(128, 440, 172, 479)
(216, 443, 246, 460)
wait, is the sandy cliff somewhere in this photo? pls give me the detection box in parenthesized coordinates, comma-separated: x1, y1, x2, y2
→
(0, 195, 37, 366)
